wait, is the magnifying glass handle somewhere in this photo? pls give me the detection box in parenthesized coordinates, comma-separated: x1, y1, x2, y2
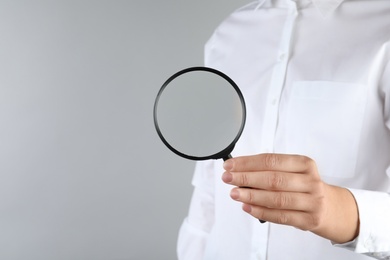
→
(223, 155, 266, 224)
(223, 154, 232, 161)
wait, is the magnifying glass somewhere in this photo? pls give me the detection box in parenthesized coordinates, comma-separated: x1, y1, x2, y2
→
(154, 67, 265, 223)
(153, 67, 246, 161)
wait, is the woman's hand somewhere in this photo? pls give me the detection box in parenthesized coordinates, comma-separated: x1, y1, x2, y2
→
(222, 153, 359, 244)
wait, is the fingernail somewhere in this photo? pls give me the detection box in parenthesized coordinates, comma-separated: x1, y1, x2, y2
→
(230, 189, 239, 200)
(243, 204, 252, 213)
(222, 172, 233, 183)
(223, 160, 233, 171)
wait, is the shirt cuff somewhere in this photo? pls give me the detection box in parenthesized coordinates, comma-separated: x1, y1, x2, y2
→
(345, 188, 390, 254)
(332, 238, 357, 250)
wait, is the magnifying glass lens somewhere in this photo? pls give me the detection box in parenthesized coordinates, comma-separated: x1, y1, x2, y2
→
(154, 67, 246, 161)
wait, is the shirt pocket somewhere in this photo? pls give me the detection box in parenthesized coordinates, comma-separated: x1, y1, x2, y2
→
(284, 81, 367, 179)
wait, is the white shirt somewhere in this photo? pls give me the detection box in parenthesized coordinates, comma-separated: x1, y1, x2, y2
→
(177, 0, 390, 259)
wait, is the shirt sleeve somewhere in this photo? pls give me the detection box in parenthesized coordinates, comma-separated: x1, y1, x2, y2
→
(348, 189, 390, 259)
(335, 43, 390, 260)
(177, 160, 216, 260)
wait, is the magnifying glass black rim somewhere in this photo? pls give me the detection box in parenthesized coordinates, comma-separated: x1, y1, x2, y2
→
(153, 66, 246, 161)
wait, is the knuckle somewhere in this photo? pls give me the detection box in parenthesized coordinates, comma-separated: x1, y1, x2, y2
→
(307, 200, 326, 230)
(309, 214, 323, 229)
(268, 172, 285, 190)
(240, 173, 252, 187)
(247, 190, 255, 204)
(276, 212, 289, 225)
(309, 177, 325, 194)
(300, 155, 317, 171)
(273, 192, 289, 208)
(264, 154, 279, 169)
(240, 173, 249, 187)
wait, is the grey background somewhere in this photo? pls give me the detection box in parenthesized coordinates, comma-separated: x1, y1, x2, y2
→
(0, 1, 248, 259)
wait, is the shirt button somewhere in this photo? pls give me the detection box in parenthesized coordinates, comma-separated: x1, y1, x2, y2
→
(278, 52, 286, 62)
(271, 98, 278, 105)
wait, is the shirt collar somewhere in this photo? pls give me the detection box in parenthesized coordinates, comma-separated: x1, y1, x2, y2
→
(276, 0, 345, 17)
(312, 0, 345, 17)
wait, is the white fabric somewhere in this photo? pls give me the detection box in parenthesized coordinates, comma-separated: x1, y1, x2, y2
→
(177, 0, 390, 259)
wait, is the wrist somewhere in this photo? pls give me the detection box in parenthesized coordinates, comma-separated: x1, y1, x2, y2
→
(312, 184, 359, 244)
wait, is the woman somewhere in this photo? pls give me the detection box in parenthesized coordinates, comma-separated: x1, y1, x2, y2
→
(177, 0, 390, 259)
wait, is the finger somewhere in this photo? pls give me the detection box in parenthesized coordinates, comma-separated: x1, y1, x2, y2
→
(242, 204, 320, 231)
(231, 188, 318, 211)
(223, 153, 316, 173)
(222, 170, 312, 192)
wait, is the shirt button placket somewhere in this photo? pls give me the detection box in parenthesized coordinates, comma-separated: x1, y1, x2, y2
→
(259, 1, 298, 155)
(255, 4, 299, 259)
